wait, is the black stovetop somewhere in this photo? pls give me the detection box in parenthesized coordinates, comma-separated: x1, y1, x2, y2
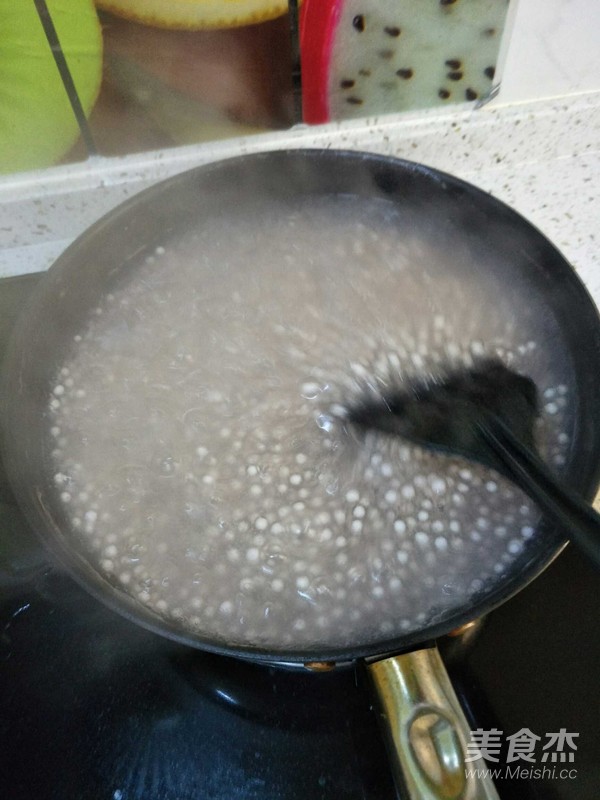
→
(0, 274, 598, 800)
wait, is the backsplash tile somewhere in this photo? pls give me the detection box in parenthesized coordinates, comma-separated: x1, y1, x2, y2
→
(1, 0, 295, 176)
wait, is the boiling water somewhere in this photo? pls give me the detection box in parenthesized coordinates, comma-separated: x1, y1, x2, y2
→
(48, 195, 572, 651)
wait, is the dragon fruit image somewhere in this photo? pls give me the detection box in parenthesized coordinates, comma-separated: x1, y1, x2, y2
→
(300, 0, 511, 124)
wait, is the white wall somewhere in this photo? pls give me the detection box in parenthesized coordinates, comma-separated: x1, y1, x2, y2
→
(498, 0, 600, 104)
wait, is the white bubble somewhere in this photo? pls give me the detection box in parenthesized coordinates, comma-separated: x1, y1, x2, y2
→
(430, 477, 446, 494)
(301, 382, 320, 398)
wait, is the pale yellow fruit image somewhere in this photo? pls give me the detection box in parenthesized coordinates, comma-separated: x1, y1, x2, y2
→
(96, 0, 290, 30)
(0, 0, 103, 173)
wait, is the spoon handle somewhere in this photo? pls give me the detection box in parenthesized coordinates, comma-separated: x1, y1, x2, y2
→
(478, 419, 600, 567)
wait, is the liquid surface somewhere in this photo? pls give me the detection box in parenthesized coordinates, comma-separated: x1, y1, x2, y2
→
(48, 195, 572, 652)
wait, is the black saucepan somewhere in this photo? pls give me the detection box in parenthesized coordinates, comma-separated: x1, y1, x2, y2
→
(3, 150, 600, 799)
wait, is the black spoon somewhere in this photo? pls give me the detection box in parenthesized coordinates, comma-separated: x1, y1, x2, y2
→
(347, 359, 600, 567)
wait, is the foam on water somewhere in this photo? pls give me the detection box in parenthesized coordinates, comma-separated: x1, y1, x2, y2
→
(47, 195, 572, 651)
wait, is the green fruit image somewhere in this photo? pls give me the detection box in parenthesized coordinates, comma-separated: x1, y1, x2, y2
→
(0, 0, 103, 174)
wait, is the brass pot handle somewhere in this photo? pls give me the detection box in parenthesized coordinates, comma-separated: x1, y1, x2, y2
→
(367, 647, 500, 800)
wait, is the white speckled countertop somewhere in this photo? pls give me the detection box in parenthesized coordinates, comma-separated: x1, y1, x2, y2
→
(1, 90, 599, 304)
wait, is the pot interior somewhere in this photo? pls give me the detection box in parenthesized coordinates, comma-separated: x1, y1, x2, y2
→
(3, 150, 600, 663)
